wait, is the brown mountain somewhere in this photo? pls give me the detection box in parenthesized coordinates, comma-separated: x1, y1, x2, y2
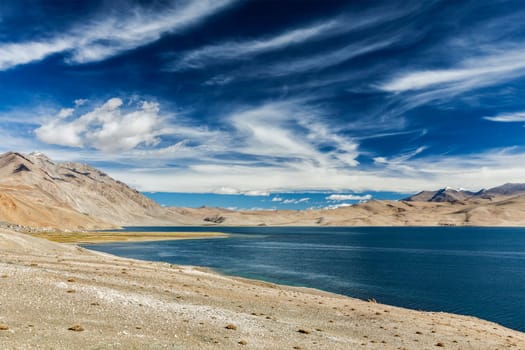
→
(0, 152, 176, 229)
(404, 183, 525, 203)
(1, 151, 525, 229)
(478, 183, 525, 198)
(403, 187, 478, 203)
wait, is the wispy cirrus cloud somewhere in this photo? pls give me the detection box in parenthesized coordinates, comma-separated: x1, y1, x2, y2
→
(253, 37, 401, 78)
(373, 8, 525, 120)
(202, 35, 406, 86)
(168, 4, 417, 72)
(228, 101, 359, 168)
(381, 48, 525, 93)
(29, 97, 525, 194)
(484, 111, 525, 122)
(0, 0, 236, 70)
(373, 146, 427, 167)
(106, 146, 525, 193)
(31, 97, 359, 170)
(170, 20, 341, 71)
(32, 98, 363, 192)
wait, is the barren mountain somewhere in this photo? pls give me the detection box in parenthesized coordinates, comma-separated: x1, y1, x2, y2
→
(478, 183, 525, 199)
(404, 183, 525, 203)
(1, 151, 525, 229)
(404, 187, 478, 203)
(0, 152, 175, 229)
(174, 183, 525, 226)
(168, 197, 525, 227)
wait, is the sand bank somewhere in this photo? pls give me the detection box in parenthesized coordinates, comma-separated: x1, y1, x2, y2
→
(26, 230, 228, 243)
(0, 228, 524, 349)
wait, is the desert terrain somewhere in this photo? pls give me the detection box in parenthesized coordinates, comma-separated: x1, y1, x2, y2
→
(1, 228, 524, 349)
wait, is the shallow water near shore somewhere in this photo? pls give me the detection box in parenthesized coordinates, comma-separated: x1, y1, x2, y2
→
(84, 226, 525, 332)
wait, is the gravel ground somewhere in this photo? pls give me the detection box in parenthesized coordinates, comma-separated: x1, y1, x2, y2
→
(0, 229, 524, 349)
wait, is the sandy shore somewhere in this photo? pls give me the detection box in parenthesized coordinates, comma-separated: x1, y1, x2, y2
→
(26, 231, 229, 244)
(1, 229, 524, 349)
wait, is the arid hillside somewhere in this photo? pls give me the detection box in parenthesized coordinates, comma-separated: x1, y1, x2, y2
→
(1, 151, 525, 229)
(0, 152, 175, 229)
(170, 183, 525, 226)
(169, 194, 525, 227)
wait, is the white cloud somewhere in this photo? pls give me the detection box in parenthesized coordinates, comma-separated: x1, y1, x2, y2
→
(229, 101, 359, 168)
(373, 146, 427, 166)
(326, 194, 372, 201)
(212, 187, 269, 196)
(57, 108, 75, 119)
(35, 98, 169, 152)
(101, 146, 525, 195)
(74, 99, 88, 107)
(0, 0, 236, 70)
(324, 202, 353, 210)
(204, 35, 404, 83)
(30, 98, 365, 193)
(213, 186, 240, 195)
(171, 20, 340, 71)
(282, 197, 310, 204)
(0, 39, 72, 70)
(374, 13, 525, 114)
(244, 190, 270, 196)
(32, 98, 358, 171)
(169, 4, 418, 72)
(259, 38, 400, 78)
(24, 97, 525, 196)
(484, 111, 525, 122)
(380, 47, 525, 94)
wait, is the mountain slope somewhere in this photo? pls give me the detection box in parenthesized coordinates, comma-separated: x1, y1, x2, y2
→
(1, 151, 525, 229)
(403, 187, 477, 203)
(0, 152, 176, 229)
(477, 183, 525, 198)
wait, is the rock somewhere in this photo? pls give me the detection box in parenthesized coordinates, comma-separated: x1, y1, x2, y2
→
(68, 324, 84, 332)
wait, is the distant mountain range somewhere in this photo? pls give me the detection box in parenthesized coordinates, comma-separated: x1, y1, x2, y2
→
(403, 183, 525, 203)
(1, 151, 525, 229)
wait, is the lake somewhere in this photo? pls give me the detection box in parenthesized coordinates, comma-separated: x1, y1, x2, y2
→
(83, 226, 525, 332)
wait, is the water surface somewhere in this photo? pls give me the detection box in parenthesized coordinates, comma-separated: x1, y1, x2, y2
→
(84, 226, 525, 332)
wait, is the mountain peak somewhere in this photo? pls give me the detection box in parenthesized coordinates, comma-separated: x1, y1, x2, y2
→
(28, 151, 55, 164)
(0, 151, 174, 229)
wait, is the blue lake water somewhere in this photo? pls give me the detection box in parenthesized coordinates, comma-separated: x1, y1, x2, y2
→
(83, 226, 525, 332)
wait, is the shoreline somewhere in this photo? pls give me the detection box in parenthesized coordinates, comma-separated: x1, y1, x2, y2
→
(79, 227, 525, 334)
(25, 230, 229, 244)
(1, 228, 524, 349)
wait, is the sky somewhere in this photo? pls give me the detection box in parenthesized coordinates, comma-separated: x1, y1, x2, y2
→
(2, 0, 525, 209)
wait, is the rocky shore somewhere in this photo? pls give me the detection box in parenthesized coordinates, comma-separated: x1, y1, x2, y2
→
(1, 229, 524, 349)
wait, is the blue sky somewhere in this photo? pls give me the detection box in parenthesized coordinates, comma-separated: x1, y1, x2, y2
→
(2, 1, 525, 209)
(144, 191, 405, 210)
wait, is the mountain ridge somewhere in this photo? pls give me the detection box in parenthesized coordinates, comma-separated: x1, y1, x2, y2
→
(0, 151, 176, 229)
(1, 151, 525, 229)
(403, 183, 525, 203)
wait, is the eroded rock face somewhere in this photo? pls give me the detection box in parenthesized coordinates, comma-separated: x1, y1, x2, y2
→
(0, 152, 177, 229)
